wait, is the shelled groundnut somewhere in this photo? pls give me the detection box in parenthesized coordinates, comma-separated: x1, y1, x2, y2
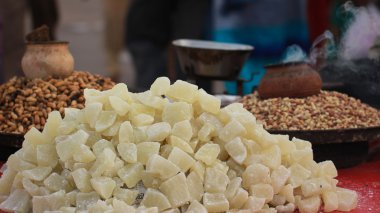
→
(240, 91, 380, 130)
(0, 71, 114, 134)
(0, 78, 358, 213)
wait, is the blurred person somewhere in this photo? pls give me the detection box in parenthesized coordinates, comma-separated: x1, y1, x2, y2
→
(212, 0, 310, 95)
(103, 0, 130, 82)
(0, 0, 26, 83)
(27, 0, 59, 39)
(126, 0, 211, 92)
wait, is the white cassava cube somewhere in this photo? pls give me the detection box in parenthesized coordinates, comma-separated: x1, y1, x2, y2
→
(204, 167, 229, 193)
(322, 190, 338, 212)
(225, 137, 247, 164)
(89, 148, 116, 177)
(22, 144, 37, 164)
(117, 162, 144, 188)
(270, 194, 286, 206)
(278, 184, 295, 203)
(106, 83, 131, 102)
(225, 177, 242, 201)
(146, 154, 180, 180)
(141, 171, 162, 189)
(113, 199, 136, 213)
(136, 91, 166, 110)
(0, 189, 31, 213)
(43, 173, 71, 192)
(168, 147, 195, 173)
(87, 200, 113, 212)
(194, 143, 220, 166)
(102, 121, 121, 137)
(117, 143, 137, 163)
(113, 188, 139, 205)
(32, 190, 66, 213)
(301, 178, 324, 197)
(95, 111, 117, 132)
(190, 161, 206, 181)
(90, 177, 116, 199)
(288, 163, 312, 188)
(160, 144, 173, 159)
(58, 120, 76, 135)
(186, 200, 207, 213)
(168, 135, 193, 154)
(230, 188, 249, 209)
(60, 206, 76, 213)
(141, 188, 171, 211)
(109, 95, 130, 116)
(76, 191, 100, 210)
(84, 102, 103, 128)
(136, 142, 160, 165)
(162, 102, 193, 126)
(219, 120, 246, 142)
(134, 126, 148, 143)
(166, 80, 198, 103)
(119, 121, 134, 143)
(24, 127, 49, 145)
(0, 169, 17, 195)
(318, 160, 338, 179)
(129, 103, 156, 118)
(198, 123, 216, 142)
(136, 206, 159, 213)
(150, 77, 170, 96)
(249, 183, 274, 203)
(171, 120, 193, 142)
(72, 168, 93, 193)
(271, 165, 291, 194)
(226, 158, 245, 178)
(261, 145, 281, 169)
(298, 196, 321, 213)
(197, 113, 223, 132)
(147, 122, 171, 142)
(159, 172, 191, 208)
(73, 144, 96, 163)
(197, 89, 221, 114)
(186, 171, 204, 202)
(22, 166, 52, 181)
(242, 163, 270, 189)
(42, 111, 62, 140)
(203, 193, 229, 212)
(293, 138, 312, 149)
(37, 144, 58, 168)
(22, 177, 39, 196)
(211, 160, 229, 174)
(55, 129, 89, 161)
(243, 196, 266, 212)
(277, 138, 296, 156)
(92, 139, 116, 156)
(336, 187, 358, 212)
(131, 114, 154, 126)
(291, 148, 313, 163)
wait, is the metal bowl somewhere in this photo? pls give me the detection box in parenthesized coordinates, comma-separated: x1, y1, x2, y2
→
(172, 39, 253, 80)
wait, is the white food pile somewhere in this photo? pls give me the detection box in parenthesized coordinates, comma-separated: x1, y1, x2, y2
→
(0, 77, 358, 213)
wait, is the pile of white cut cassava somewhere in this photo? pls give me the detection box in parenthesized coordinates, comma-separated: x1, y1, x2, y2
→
(0, 77, 358, 213)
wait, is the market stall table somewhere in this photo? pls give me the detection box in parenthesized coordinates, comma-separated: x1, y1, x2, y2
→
(0, 160, 379, 213)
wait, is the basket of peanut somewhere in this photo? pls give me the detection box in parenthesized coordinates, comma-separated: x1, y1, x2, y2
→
(0, 71, 115, 160)
(239, 91, 380, 168)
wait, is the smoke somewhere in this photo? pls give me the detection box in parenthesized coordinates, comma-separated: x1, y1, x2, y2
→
(282, 44, 307, 63)
(339, 2, 380, 60)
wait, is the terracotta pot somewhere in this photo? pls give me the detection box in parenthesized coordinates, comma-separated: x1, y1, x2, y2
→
(21, 41, 74, 78)
(258, 62, 322, 99)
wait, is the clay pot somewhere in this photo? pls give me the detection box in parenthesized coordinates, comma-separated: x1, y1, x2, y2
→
(21, 41, 74, 78)
(258, 62, 322, 99)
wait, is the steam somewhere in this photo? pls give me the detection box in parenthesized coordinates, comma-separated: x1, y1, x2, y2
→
(339, 2, 380, 60)
(282, 45, 307, 63)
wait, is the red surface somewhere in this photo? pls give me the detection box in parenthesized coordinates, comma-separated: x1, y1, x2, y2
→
(0, 161, 379, 212)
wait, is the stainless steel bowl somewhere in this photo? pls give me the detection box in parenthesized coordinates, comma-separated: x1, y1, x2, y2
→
(172, 39, 253, 80)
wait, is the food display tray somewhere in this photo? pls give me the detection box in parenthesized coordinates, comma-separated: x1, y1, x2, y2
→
(269, 126, 380, 168)
(0, 132, 23, 161)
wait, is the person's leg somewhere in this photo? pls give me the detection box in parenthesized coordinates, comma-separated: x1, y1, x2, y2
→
(28, 0, 59, 39)
(126, 0, 173, 91)
(128, 41, 167, 92)
(171, 0, 212, 92)
(103, 0, 129, 81)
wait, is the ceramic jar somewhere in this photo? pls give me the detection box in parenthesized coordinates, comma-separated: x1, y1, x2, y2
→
(21, 41, 74, 78)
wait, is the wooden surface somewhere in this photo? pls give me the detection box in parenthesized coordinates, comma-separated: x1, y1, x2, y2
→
(0, 161, 379, 212)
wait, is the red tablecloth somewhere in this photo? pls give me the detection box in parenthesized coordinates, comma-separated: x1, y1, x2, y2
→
(0, 161, 379, 212)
